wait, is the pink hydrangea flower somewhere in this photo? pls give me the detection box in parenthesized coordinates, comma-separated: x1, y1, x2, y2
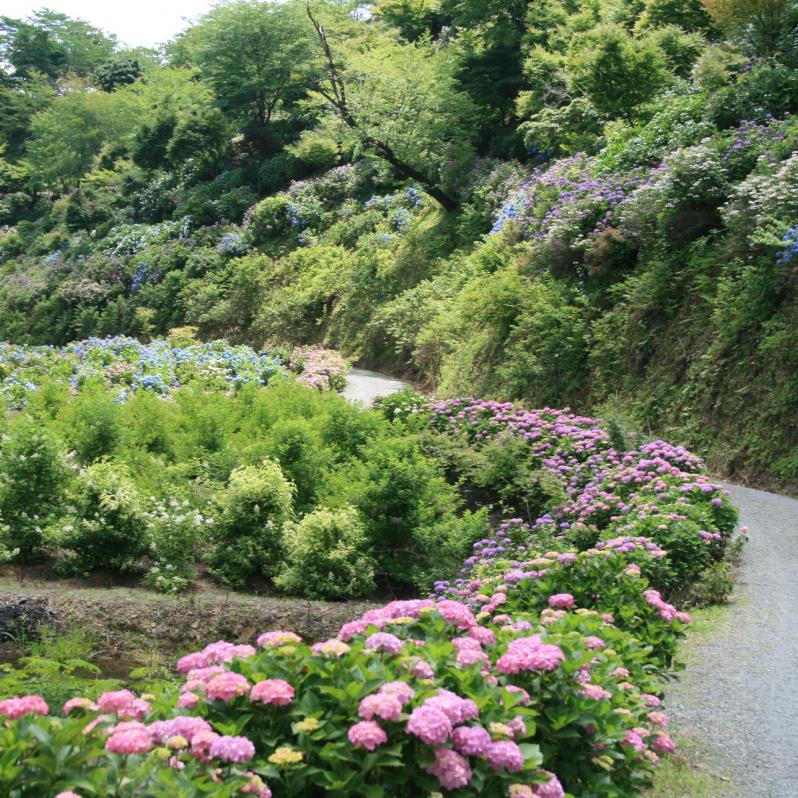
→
(310, 639, 351, 658)
(241, 773, 272, 797)
(63, 697, 97, 714)
(497, 635, 564, 674)
(452, 725, 492, 756)
(105, 727, 152, 754)
(176, 652, 208, 674)
(486, 740, 524, 772)
(358, 693, 403, 722)
(426, 748, 473, 790)
(178, 692, 200, 709)
(186, 665, 225, 683)
(364, 632, 404, 655)
(347, 720, 388, 751)
(435, 600, 477, 630)
(509, 716, 527, 737)
(424, 690, 479, 724)
(532, 770, 565, 798)
(624, 730, 647, 751)
(468, 625, 496, 645)
(149, 716, 212, 745)
(409, 658, 434, 679)
(209, 734, 255, 763)
(642, 694, 662, 707)
(191, 730, 221, 762)
(581, 684, 612, 701)
(406, 705, 452, 745)
(250, 679, 295, 707)
(456, 646, 489, 667)
(96, 690, 150, 720)
(652, 734, 677, 753)
(648, 711, 668, 726)
(257, 631, 302, 647)
(583, 636, 605, 650)
(610, 667, 630, 678)
(206, 672, 250, 703)
(504, 685, 531, 705)
(548, 593, 575, 609)
(379, 681, 415, 705)
(55, 793, 84, 798)
(0, 694, 49, 719)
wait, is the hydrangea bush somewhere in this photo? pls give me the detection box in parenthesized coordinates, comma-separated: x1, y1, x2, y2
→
(0, 396, 737, 797)
(0, 336, 348, 410)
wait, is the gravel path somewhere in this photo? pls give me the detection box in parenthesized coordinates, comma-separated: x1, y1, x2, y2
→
(341, 367, 408, 407)
(667, 483, 798, 797)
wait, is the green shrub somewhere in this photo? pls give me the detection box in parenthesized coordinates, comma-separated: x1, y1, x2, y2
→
(143, 498, 215, 594)
(275, 506, 376, 599)
(355, 436, 487, 589)
(58, 461, 149, 575)
(263, 418, 332, 513)
(208, 460, 294, 589)
(245, 195, 292, 244)
(62, 388, 124, 463)
(0, 418, 71, 562)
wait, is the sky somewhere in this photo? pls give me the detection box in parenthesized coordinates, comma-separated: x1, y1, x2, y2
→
(2, 0, 218, 48)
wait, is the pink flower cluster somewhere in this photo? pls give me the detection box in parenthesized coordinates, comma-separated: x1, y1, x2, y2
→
(206, 672, 250, 703)
(257, 630, 302, 647)
(644, 590, 693, 623)
(250, 679, 294, 707)
(0, 695, 48, 719)
(96, 690, 151, 720)
(497, 635, 565, 674)
(177, 641, 256, 673)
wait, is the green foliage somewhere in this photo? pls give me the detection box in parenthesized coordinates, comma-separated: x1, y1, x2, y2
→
(276, 505, 376, 598)
(208, 460, 294, 589)
(58, 460, 149, 575)
(0, 417, 70, 561)
(355, 435, 487, 588)
(178, 0, 318, 127)
(0, 0, 797, 490)
(567, 24, 671, 121)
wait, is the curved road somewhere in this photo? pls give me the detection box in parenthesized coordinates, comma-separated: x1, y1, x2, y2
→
(341, 367, 408, 407)
(667, 483, 798, 797)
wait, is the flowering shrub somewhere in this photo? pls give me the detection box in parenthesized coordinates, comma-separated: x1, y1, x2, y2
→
(275, 506, 376, 599)
(0, 598, 679, 797)
(0, 388, 738, 796)
(0, 336, 349, 410)
(208, 461, 294, 589)
(289, 345, 348, 391)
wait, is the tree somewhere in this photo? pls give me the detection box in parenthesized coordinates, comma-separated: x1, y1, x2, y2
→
(0, 11, 116, 80)
(179, 0, 318, 128)
(0, 70, 54, 156)
(307, 6, 476, 210)
(701, 0, 798, 58)
(94, 55, 142, 92)
(26, 84, 138, 189)
(0, 16, 66, 79)
(567, 25, 670, 122)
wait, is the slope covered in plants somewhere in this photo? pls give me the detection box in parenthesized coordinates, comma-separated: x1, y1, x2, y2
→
(1, 0, 797, 485)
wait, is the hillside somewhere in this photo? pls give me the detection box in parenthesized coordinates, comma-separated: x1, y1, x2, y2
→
(2, 1, 798, 486)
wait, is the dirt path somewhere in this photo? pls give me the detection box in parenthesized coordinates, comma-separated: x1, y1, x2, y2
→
(667, 483, 798, 798)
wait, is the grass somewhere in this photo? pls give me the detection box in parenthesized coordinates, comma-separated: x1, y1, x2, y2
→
(645, 735, 740, 798)
(646, 598, 744, 798)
